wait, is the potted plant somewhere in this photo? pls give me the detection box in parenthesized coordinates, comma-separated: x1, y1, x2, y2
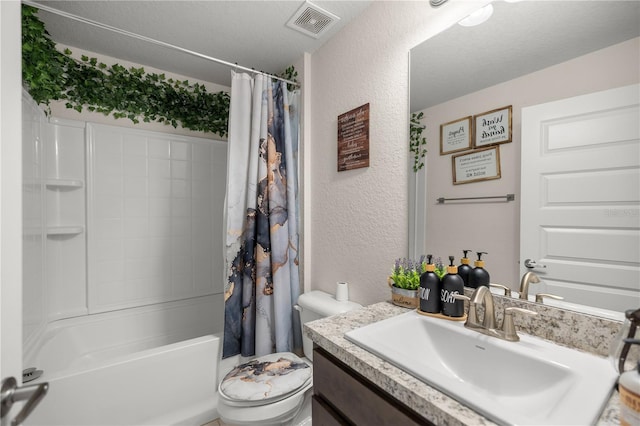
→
(388, 257, 425, 308)
(388, 256, 446, 308)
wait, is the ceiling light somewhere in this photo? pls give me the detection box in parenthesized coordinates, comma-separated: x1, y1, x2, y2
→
(458, 4, 494, 27)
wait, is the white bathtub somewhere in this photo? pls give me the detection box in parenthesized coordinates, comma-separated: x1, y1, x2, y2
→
(23, 295, 223, 426)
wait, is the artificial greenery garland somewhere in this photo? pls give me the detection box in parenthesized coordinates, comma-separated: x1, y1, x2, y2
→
(410, 111, 428, 172)
(22, 5, 298, 137)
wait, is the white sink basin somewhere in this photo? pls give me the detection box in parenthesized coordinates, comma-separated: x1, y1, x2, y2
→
(344, 310, 617, 425)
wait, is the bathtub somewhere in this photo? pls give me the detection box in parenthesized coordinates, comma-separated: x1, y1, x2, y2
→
(23, 295, 223, 425)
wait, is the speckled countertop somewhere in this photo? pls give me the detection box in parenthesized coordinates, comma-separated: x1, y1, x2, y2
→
(304, 301, 619, 426)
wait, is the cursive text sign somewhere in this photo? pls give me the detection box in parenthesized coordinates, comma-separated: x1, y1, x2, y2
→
(338, 103, 370, 171)
(440, 116, 472, 155)
(474, 105, 512, 148)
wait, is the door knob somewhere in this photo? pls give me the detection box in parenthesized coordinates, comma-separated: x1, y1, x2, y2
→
(524, 258, 546, 269)
(1, 377, 48, 426)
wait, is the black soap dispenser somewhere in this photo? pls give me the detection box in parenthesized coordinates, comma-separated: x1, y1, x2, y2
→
(419, 254, 442, 314)
(458, 249, 473, 287)
(441, 256, 465, 317)
(468, 251, 490, 289)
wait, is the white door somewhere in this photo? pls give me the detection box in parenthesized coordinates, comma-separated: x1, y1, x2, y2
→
(1, 0, 23, 380)
(520, 84, 640, 312)
(1, 1, 31, 423)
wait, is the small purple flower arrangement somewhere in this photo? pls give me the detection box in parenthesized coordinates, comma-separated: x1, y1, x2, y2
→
(390, 256, 446, 290)
(433, 257, 446, 279)
(390, 256, 426, 290)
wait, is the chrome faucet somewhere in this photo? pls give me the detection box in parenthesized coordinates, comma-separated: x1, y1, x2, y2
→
(455, 287, 537, 342)
(519, 271, 541, 300)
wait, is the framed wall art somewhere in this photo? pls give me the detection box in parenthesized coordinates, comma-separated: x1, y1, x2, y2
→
(473, 105, 512, 148)
(337, 103, 370, 171)
(440, 116, 472, 155)
(452, 146, 501, 185)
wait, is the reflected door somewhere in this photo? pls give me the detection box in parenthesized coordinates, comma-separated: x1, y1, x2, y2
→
(520, 84, 640, 311)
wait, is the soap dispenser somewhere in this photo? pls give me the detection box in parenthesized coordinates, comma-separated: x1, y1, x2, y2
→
(441, 256, 465, 317)
(468, 251, 490, 289)
(610, 308, 640, 373)
(619, 338, 640, 426)
(419, 254, 442, 314)
(458, 249, 473, 286)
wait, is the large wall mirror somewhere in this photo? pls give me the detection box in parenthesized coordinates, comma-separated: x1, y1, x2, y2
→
(409, 0, 640, 317)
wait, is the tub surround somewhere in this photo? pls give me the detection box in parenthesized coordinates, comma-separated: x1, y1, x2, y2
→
(304, 298, 621, 425)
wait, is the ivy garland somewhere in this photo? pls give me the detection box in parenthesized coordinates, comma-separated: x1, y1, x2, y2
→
(410, 111, 427, 172)
(22, 5, 298, 137)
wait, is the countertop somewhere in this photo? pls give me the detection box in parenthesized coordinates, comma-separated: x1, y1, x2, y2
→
(304, 301, 619, 426)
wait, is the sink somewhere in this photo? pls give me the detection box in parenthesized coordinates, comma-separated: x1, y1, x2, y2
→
(344, 310, 617, 425)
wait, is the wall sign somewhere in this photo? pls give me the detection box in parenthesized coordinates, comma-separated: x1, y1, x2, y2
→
(452, 146, 501, 184)
(440, 116, 472, 155)
(474, 105, 512, 148)
(337, 103, 370, 171)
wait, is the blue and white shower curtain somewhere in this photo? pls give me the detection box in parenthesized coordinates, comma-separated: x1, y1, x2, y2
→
(223, 71, 301, 358)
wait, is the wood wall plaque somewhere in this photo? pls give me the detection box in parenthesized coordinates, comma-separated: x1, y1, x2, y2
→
(337, 103, 370, 171)
(452, 145, 501, 185)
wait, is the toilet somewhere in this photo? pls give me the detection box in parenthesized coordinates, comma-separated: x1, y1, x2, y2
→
(217, 290, 362, 425)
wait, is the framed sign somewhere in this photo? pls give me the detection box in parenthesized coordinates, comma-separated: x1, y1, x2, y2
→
(473, 105, 512, 148)
(452, 146, 501, 185)
(337, 103, 370, 171)
(440, 116, 472, 155)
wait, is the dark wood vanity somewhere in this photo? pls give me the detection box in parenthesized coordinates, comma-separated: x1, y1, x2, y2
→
(312, 347, 432, 425)
(305, 301, 620, 426)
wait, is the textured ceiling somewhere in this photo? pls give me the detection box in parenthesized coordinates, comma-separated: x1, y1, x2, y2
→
(28, 1, 640, 104)
(31, 0, 372, 87)
(410, 0, 640, 112)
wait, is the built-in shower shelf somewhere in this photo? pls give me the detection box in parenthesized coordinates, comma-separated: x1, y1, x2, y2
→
(46, 226, 84, 236)
(46, 179, 84, 190)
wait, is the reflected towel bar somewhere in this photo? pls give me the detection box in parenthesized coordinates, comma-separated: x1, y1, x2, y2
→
(437, 194, 515, 204)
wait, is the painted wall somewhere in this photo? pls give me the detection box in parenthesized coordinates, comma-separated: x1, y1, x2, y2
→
(307, 1, 486, 305)
(420, 37, 640, 290)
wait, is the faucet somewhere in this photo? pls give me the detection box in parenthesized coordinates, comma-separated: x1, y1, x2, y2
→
(489, 283, 512, 297)
(455, 287, 537, 342)
(519, 271, 541, 300)
(468, 286, 496, 330)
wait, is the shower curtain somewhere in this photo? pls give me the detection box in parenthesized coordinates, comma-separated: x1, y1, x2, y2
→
(223, 71, 301, 358)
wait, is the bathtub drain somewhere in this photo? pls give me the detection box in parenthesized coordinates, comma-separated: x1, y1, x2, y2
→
(22, 367, 43, 382)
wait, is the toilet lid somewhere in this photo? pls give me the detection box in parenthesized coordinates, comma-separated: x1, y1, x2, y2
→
(219, 352, 312, 405)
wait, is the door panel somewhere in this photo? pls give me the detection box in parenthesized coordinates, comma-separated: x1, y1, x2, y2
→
(1, 0, 23, 383)
(520, 84, 640, 311)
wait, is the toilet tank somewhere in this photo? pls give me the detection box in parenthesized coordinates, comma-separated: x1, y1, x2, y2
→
(296, 290, 361, 361)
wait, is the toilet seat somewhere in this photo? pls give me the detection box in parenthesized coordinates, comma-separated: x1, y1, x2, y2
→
(217, 352, 313, 425)
(217, 385, 311, 425)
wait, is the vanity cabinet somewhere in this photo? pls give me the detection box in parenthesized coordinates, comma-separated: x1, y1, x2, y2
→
(312, 347, 432, 426)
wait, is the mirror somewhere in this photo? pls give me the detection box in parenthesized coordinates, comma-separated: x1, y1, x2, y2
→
(409, 0, 640, 316)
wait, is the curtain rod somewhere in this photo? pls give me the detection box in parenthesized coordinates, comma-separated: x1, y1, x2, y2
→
(22, 0, 300, 88)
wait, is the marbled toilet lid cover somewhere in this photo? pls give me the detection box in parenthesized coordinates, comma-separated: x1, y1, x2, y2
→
(219, 352, 311, 402)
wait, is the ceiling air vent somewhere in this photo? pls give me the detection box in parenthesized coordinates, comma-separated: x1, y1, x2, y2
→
(286, 1, 340, 39)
